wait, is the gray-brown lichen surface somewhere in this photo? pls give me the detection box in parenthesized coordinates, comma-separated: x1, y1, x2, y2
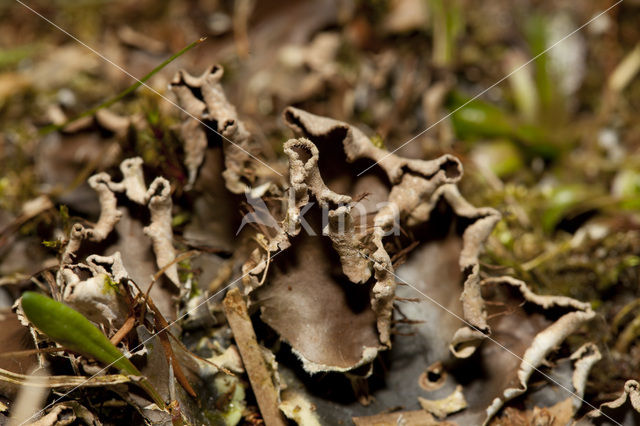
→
(245, 138, 382, 373)
(416, 184, 501, 359)
(86, 172, 123, 242)
(282, 108, 464, 347)
(143, 177, 180, 287)
(241, 107, 471, 373)
(59, 158, 182, 302)
(106, 157, 147, 205)
(252, 229, 381, 373)
(479, 276, 597, 424)
(391, 185, 598, 423)
(587, 380, 640, 419)
(170, 65, 266, 192)
(61, 252, 131, 332)
(282, 107, 462, 201)
(237, 107, 600, 414)
(61, 173, 124, 264)
(392, 182, 501, 358)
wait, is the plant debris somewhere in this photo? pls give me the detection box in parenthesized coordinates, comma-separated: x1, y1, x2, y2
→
(418, 385, 468, 419)
(223, 288, 286, 426)
(2, 1, 640, 424)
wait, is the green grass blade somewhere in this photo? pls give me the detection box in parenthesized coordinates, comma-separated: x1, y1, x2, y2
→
(41, 37, 206, 135)
(21, 291, 166, 409)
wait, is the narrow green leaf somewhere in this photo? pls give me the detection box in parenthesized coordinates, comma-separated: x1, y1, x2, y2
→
(21, 291, 166, 409)
(40, 37, 206, 135)
(448, 91, 560, 160)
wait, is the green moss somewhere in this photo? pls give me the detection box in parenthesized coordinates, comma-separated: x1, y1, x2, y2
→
(213, 375, 246, 426)
(370, 134, 386, 149)
(172, 211, 191, 228)
(102, 274, 120, 295)
(42, 239, 63, 250)
(0, 44, 41, 70)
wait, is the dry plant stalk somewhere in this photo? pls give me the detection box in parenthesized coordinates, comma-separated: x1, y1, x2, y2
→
(0, 367, 131, 388)
(223, 289, 286, 426)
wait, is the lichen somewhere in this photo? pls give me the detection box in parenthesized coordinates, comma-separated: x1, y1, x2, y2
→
(60, 157, 182, 288)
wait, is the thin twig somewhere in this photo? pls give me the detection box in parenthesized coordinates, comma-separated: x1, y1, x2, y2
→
(223, 289, 285, 426)
(110, 315, 136, 346)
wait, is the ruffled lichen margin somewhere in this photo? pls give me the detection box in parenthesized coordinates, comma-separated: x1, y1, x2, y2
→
(171, 65, 604, 421)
